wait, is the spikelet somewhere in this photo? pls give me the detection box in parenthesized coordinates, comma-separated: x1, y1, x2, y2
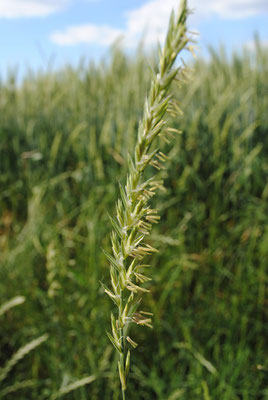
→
(103, 1, 193, 397)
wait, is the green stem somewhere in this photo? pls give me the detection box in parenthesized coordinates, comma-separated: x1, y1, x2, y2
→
(119, 292, 127, 397)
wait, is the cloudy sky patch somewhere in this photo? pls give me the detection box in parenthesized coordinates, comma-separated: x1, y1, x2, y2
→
(48, 0, 268, 48)
(0, 0, 267, 78)
(0, 0, 69, 18)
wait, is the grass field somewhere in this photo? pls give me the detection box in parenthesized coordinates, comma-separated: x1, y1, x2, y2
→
(0, 40, 267, 399)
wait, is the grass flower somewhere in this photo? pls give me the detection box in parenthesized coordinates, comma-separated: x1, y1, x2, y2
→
(103, 1, 194, 397)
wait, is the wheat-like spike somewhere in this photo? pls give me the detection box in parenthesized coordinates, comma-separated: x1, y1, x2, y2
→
(0, 296, 25, 317)
(0, 334, 48, 383)
(0, 379, 36, 397)
(51, 375, 97, 400)
(103, 1, 193, 397)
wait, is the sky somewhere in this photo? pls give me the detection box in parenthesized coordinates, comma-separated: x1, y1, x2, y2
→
(0, 0, 267, 79)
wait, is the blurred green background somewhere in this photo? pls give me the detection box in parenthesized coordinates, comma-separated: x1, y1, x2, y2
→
(0, 41, 267, 399)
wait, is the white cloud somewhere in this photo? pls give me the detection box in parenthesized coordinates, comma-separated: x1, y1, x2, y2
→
(50, 0, 268, 48)
(50, 0, 178, 47)
(51, 24, 123, 46)
(0, 0, 68, 18)
(192, 0, 268, 19)
(124, 0, 179, 47)
(124, 0, 268, 46)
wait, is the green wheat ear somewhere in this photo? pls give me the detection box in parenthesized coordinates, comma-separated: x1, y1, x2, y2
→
(103, 0, 194, 397)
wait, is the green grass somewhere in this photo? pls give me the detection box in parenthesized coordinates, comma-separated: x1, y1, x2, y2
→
(0, 39, 267, 399)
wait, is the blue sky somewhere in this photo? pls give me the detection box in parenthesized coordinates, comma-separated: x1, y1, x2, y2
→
(0, 0, 267, 80)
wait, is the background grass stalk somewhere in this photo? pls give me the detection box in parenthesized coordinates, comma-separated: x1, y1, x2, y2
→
(104, 0, 193, 396)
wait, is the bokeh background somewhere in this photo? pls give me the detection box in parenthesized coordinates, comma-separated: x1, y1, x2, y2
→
(0, 1, 267, 399)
